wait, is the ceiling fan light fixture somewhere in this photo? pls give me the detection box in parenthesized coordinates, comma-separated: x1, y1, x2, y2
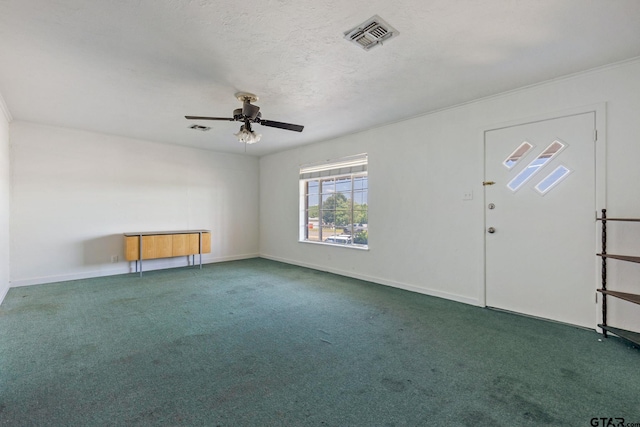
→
(234, 126, 261, 144)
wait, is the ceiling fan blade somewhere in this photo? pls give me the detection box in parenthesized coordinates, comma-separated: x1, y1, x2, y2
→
(259, 120, 304, 132)
(242, 102, 260, 120)
(185, 116, 235, 121)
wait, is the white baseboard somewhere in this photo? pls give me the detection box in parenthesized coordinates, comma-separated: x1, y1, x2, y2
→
(8, 253, 478, 309)
(9, 253, 259, 288)
(260, 254, 481, 307)
(10, 267, 129, 287)
(0, 284, 9, 305)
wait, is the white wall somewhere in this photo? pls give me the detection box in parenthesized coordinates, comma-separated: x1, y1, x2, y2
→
(0, 96, 10, 304)
(10, 122, 259, 286)
(259, 58, 640, 330)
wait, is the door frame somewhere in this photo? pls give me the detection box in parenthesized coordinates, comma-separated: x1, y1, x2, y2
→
(479, 103, 607, 324)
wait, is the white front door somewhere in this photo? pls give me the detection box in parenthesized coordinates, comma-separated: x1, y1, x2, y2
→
(485, 112, 597, 328)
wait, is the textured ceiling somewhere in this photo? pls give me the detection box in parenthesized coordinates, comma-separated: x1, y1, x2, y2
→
(1, 0, 639, 156)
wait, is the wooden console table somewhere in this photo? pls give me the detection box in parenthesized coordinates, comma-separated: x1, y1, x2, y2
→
(124, 230, 211, 276)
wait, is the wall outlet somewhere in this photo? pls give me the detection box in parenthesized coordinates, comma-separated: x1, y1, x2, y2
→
(111, 255, 119, 263)
(463, 190, 473, 201)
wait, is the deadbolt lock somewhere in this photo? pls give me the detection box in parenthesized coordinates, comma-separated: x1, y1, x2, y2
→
(487, 227, 496, 234)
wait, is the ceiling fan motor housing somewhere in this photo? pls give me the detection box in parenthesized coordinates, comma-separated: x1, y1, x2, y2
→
(242, 101, 260, 120)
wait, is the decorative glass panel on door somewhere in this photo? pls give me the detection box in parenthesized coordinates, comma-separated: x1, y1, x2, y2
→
(503, 141, 533, 169)
(535, 165, 572, 195)
(507, 140, 565, 192)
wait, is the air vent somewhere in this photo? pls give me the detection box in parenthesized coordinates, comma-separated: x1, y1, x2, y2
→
(189, 124, 211, 131)
(344, 15, 399, 51)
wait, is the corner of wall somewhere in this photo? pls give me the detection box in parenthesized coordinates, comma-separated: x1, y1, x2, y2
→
(0, 91, 11, 305)
(0, 92, 13, 124)
(0, 285, 8, 306)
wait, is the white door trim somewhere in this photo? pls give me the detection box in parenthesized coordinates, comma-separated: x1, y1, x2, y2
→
(478, 103, 607, 310)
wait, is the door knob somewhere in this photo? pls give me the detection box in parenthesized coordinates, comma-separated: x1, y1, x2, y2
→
(487, 227, 496, 234)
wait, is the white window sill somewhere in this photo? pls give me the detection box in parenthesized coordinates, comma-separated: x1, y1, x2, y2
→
(299, 240, 369, 251)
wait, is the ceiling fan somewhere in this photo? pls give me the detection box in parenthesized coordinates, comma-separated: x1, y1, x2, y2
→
(186, 92, 304, 144)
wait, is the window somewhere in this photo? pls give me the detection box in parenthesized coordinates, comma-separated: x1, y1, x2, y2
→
(503, 141, 533, 169)
(507, 140, 565, 192)
(300, 154, 368, 248)
(535, 165, 572, 195)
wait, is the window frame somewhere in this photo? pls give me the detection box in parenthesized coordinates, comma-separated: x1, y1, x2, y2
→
(299, 156, 368, 249)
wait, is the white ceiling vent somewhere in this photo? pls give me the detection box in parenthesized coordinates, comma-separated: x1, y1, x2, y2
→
(189, 124, 211, 131)
(344, 15, 399, 51)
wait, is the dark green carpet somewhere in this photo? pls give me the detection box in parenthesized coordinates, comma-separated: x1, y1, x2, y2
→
(0, 258, 638, 426)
